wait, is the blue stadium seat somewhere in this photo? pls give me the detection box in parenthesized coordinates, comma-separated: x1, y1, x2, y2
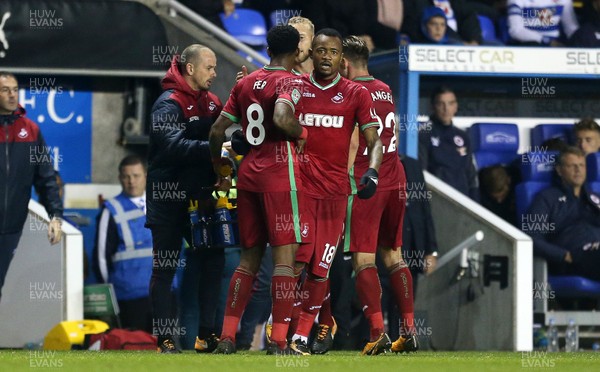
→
(515, 150, 558, 218)
(220, 9, 267, 46)
(548, 276, 600, 298)
(530, 124, 574, 147)
(515, 181, 549, 220)
(477, 15, 499, 43)
(470, 123, 519, 169)
(497, 16, 510, 44)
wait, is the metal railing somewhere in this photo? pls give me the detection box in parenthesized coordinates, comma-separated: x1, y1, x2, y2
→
(156, 0, 269, 66)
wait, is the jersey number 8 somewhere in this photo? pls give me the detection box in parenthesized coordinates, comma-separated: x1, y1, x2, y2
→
(246, 103, 266, 146)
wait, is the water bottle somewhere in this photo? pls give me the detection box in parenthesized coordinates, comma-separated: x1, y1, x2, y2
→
(565, 319, 578, 352)
(213, 196, 235, 247)
(547, 318, 559, 352)
(188, 199, 205, 249)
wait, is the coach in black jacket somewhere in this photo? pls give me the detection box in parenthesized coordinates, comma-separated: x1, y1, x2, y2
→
(0, 72, 63, 301)
(147, 45, 225, 353)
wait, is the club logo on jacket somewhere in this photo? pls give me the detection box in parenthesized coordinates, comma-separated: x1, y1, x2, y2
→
(591, 194, 600, 206)
(18, 128, 28, 138)
(209, 101, 216, 112)
(301, 223, 309, 238)
(187, 105, 194, 110)
(453, 135, 464, 147)
(431, 136, 440, 147)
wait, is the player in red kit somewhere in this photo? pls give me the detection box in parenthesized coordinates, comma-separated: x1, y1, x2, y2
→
(289, 28, 383, 355)
(343, 35, 418, 355)
(208, 25, 309, 355)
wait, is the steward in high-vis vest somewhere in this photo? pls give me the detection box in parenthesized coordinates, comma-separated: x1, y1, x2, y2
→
(94, 155, 153, 332)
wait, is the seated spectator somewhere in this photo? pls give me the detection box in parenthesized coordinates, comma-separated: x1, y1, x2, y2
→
(569, 0, 600, 47)
(573, 117, 600, 156)
(403, 0, 483, 45)
(419, 85, 480, 201)
(181, 0, 235, 29)
(94, 155, 152, 332)
(479, 165, 517, 225)
(416, 6, 464, 44)
(525, 147, 600, 282)
(507, 0, 578, 46)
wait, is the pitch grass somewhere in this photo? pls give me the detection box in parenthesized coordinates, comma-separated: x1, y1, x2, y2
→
(1, 350, 599, 372)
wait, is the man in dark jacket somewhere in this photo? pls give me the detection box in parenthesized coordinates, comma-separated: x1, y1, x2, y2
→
(0, 71, 63, 302)
(525, 147, 600, 282)
(569, 0, 600, 47)
(418, 85, 479, 201)
(147, 44, 226, 353)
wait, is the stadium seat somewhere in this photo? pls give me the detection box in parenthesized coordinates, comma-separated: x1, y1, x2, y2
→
(587, 152, 600, 194)
(530, 124, 574, 147)
(477, 15, 499, 43)
(515, 181, 549, 220)
(497, 16, 510, 44)
(220, 9, 267, 47)
(515, 150, 558, 218)
(470, 123, 519, 169)
(548, 276, 600, 298)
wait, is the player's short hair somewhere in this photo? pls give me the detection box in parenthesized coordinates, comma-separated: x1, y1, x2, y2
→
(343, 35, 369, 67)
(430, 85, 455, 105)
(557, 146, 585, 166)
(313, 28, 343, 47)
(287, 16, 314, 36)
(267, 25, 300, 56)
(119, 155, 147, 173)
(178, 44, 209, 72)
(574, 117, 600, 134)
(0, 71, 17, 81)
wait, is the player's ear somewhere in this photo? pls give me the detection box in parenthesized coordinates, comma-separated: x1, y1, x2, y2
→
(308, 47, 313, 59)
(266, 47, 272, 58)
(294, 47, 300, 57)
(186, 63, 194, 76)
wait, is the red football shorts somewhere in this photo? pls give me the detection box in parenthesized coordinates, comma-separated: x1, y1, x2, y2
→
(295, 195, 347, 277)
(237, 189, 309, 248)
(346, 188, 406, 254)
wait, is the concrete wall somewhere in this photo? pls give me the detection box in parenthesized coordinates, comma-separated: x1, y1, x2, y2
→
(415, 173, 532, 350)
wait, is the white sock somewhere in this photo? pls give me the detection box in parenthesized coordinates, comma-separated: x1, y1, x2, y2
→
(292, 334, 308, 344)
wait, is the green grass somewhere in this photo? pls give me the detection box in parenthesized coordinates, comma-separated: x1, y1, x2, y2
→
(1, 350, 598, 372)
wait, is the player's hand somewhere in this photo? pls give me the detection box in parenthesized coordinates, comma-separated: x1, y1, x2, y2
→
(231, 129, 250, 155)
(215, 176, 232, 192)
(424, 254, 437, 275)
(48, 217, 62, 245)
(357, 168, 378, 199)
(235, 65, 248, 83)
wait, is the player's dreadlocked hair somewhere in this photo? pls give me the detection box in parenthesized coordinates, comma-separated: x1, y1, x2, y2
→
(267, 25, 300, 56)
(313, 28, 343, 46)
(343, 35, 369, 68)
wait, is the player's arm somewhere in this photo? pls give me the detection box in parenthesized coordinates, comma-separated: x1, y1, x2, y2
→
(348, 126, 359, 171)
(273, 101, 306, 139)
(356, 88, 383, 199)
(209, 113, 235, 175)
(362, 126, 383, 172)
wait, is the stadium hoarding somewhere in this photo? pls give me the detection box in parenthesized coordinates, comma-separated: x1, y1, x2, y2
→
(0, 0, 169, 75)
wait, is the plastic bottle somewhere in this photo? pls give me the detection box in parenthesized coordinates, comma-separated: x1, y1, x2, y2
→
(213, 196, 235, 247)
(565, 319, 578, 352)
(547, 318, 559, 352)
(188, 199, 204, 249)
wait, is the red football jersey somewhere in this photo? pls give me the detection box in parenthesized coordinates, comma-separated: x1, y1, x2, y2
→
(221, 66, 303, 192)
(299, 72, 378, 199)
(352, 76, 406, 191)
